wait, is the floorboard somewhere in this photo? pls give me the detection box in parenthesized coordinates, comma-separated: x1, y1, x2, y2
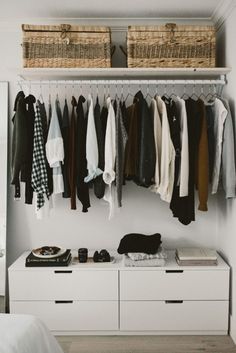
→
(56, 335, 236, 353)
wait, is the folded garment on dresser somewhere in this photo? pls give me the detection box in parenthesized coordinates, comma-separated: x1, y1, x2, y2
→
(127, 246, 167, 261)
(123, 255, 166, 267)
(117, 233, 162, 254)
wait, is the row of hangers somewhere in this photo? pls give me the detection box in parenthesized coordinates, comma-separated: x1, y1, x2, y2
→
(17, 81, 224, 106)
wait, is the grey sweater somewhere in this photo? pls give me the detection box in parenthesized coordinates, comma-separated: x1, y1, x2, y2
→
(221, 98, 236, 198)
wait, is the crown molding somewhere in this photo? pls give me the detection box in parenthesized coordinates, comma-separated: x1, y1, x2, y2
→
(211, 0, 236, 30)
(0, 16, 213, 33)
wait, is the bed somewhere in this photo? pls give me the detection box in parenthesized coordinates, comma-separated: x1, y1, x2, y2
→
(0, 314, 64, 353)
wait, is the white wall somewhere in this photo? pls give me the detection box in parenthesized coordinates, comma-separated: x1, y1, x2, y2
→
(216, 6, 236, 343)
(0, 82, 8, 296)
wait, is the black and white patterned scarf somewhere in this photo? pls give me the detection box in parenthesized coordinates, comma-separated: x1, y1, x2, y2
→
(31, 103, 50, 210)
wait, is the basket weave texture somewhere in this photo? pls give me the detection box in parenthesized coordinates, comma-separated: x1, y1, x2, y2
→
(127, 24, 216, 68)
(22, 24, 111, 68)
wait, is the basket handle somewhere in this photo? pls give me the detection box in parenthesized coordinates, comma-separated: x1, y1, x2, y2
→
(60, 24, 71, 44)
(165, 23, 176, 42)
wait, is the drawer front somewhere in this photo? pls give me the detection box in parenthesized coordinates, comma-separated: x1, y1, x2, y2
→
(9, 270, 118, 301)
(120, 270, 229, 300)
(10, 300, 118, 331)
(120, 300, 228, 332)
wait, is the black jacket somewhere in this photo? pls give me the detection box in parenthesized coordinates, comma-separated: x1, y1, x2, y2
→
(93, 97, 106, 199)
(76, 95, 90, 212)
(11, 91, 35, 203)
(134, 91, 156, 187)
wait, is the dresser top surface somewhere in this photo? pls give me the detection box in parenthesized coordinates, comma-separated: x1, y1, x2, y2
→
(8, 250, 230, 272)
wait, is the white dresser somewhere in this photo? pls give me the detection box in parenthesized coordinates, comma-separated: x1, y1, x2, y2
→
(8, 251, 230, 335)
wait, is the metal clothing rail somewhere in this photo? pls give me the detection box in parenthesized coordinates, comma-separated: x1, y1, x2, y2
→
(17, 79, 226, 86)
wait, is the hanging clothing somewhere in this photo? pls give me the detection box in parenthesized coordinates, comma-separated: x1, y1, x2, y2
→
(94, 97, 106, 199)
(175, 98, 202, 225)
(220, 98, 236, 198)
(124, 101, 138, 179)
(101, 104, 108, 143)
(121, 101, 129, 136)
(174, 97, 189, 197)
(68, 96, 77, 210)
(134, 91, 156, 188)
(23, 94, 36, 204)
(156, 96, 175, 203)
(11, 91, 28, 200)
(61, 99, 71, 198)
(150, 97, 162, 192)
(205, 104, 215, 183)
(31, 102, 50, 211)
(196, 100, 209, 211)
(84, 94, 102, 183)
(38, 101, 48, 143)
(163, 97, 181, 218)
(37, 100, 53, 196)
(46, 102, 64, 194)
(103, 97, 116, 219)
(211, 98, 228, 194)
(115, 100, 128, 207)
(76, 95, 90, 213)
(48, 99, 52, 127)
(55, 97, 63, 132)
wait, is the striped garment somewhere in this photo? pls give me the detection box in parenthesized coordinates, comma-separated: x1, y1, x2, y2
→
(31, 103, 50, 210)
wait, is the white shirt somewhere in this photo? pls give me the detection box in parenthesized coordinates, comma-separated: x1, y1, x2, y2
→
(103, 97, 116, 219)
(156, 96, 175, 203)
(212, 98, 227, 194)
(84, 94, 102, 183)
(175, 97, 189, 197)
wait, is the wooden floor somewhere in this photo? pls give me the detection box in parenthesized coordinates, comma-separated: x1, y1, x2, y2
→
(57, 335, 236, 353)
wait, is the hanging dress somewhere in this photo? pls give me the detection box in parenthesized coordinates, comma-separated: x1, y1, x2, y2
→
(76, 95, 91, 213)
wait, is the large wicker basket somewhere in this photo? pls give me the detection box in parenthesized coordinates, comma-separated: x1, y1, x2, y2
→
(22, 24, 112, 68)
(127, 24, 216, 68)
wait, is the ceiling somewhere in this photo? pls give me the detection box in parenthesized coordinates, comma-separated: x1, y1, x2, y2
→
(0, 0, 227, 20)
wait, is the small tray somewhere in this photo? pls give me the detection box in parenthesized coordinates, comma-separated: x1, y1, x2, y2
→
(32, 246, 66, 258)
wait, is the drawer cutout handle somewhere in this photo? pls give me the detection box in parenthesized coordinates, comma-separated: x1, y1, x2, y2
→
(165, 300, 183, 304)
(54, 270, 72, 274)
(165, 270, 183, 273)
(55, 300, 73, 304)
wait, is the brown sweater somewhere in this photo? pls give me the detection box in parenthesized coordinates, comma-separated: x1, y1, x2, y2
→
(196, 100, 209, 211)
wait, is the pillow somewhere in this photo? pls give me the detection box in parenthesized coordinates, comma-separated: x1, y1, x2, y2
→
(117, 233, 162, 254)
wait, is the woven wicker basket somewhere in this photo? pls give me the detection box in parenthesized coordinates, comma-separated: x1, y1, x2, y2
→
(127, 24, 216, 68)
(22, 24, 112, 68)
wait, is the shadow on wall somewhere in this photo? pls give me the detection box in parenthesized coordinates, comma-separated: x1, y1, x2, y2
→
(216, 25, 226, 67)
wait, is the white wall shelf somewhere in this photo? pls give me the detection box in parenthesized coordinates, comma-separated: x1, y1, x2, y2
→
(17, 67, 231, 81)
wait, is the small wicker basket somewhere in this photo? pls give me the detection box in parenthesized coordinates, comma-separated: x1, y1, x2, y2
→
(22, 24, 112, 68)
(127, 24, 216, 68)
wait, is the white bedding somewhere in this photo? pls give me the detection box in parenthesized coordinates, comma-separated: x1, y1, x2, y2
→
(0, 314, 64, 353)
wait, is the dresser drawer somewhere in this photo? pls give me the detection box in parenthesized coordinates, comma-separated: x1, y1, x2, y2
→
(9, 270, 118, 301)
(120, 270, 229, 300)
(120, 300, 228, 332)
(10, 300, 118, 331)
